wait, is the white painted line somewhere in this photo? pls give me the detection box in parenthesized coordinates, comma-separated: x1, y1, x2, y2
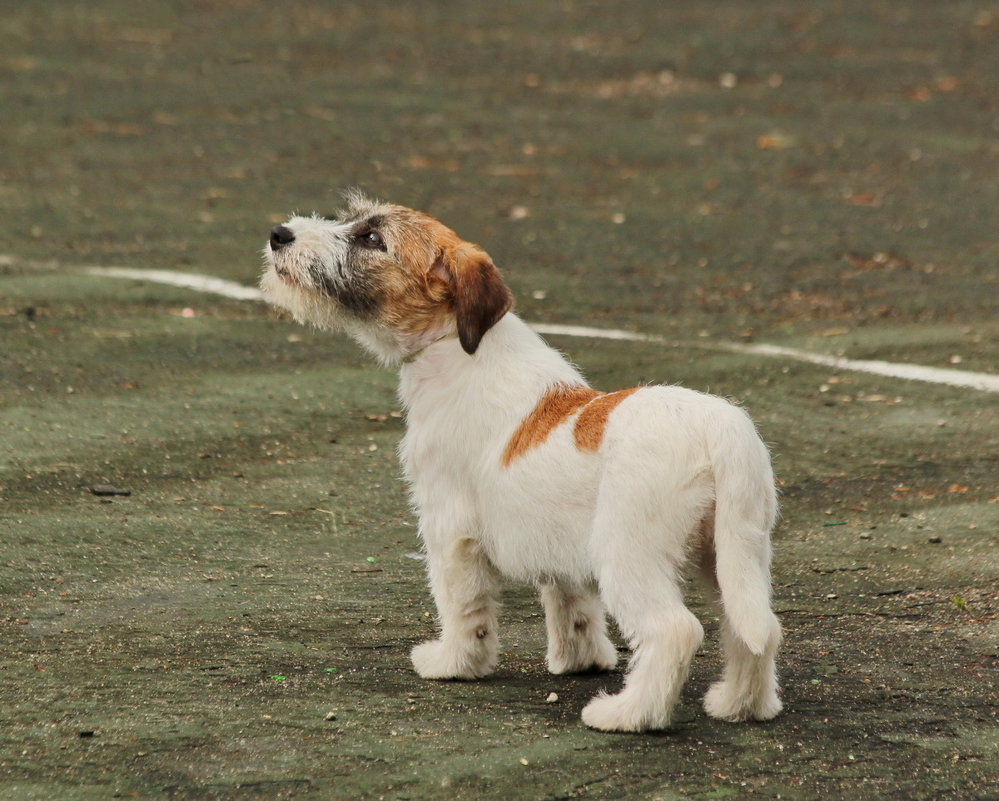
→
(721, 342, 999, 394)
(532, 323, 666, 344)
(87, 267, 999, 393)
(86, 267, 265, 301)
(533, 323, 999, 392)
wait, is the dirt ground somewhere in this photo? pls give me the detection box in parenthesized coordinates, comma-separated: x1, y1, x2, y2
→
(1, 1, 996, 799)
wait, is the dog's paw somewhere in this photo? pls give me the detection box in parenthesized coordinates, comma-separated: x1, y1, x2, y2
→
(411, 639, 495, 680)
(703, 680, 782, 722)
(581, 690, 669, 733)
(547, 634, 618, 675)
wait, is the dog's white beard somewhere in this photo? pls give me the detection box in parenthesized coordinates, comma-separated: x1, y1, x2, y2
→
(260, 267, 413, 366)
(259, 267, 342, 329)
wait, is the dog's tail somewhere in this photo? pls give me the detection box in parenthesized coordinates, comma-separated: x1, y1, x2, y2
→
(710, 407, 781, 656)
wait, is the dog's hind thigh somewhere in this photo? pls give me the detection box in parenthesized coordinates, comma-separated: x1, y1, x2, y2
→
(540, 581, 617, 675)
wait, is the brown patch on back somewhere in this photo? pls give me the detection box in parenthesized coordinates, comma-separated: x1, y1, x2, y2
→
(573, 387, 640, 452)
(502, 384, 602, 466)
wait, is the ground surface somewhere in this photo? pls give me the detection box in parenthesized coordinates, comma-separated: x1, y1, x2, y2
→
(1, 1, 997, 799)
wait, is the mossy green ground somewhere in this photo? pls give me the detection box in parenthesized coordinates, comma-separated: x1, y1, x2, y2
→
(1, 2, 996, 799)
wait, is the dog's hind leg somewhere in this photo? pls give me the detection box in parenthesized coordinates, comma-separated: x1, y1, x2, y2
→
(582, 583, 703, 732)
(702, 423, 783, 722)
(700, 524, 781, 722)
(703, 613, 782, 722)
(581, 474, 709, 732)
(698, 526, 781, 722)
(411, 536, 501, 680)
(541, 580, 618, 675)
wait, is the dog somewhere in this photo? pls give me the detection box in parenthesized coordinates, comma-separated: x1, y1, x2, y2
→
(260, 192, 782, 732)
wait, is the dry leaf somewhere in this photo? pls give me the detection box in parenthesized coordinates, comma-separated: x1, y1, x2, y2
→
(843, 191, 883, 207)
(757, 131, 797, 150)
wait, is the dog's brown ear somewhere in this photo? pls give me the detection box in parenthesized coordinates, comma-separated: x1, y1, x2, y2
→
(433, 244, 513, 355)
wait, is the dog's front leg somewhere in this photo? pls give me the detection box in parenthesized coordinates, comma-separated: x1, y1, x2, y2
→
(411, 535, 500, 680)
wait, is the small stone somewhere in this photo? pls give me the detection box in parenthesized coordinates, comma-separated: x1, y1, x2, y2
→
(545, 692, 559, 703)
(90, 485, 131, 497)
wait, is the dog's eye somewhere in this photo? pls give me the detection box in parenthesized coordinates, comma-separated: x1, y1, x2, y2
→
(355, 230, 385, 250)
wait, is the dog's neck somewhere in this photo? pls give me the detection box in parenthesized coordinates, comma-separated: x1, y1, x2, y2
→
(401, 331, 458, 365)
(397, 313, 587, 425)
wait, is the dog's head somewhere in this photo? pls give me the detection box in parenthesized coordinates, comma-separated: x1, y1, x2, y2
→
(260, 192, 513, 365)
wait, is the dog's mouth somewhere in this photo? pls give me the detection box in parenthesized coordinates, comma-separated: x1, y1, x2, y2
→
(267, 254, 304, 288)
(274, 265, 297, 285)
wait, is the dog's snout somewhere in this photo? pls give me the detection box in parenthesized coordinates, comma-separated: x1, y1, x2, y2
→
(270, 225, 295, 251)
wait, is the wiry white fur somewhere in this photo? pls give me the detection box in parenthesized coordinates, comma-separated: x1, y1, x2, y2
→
(397, 315, 781, 731)
(260, 203, 782, 732)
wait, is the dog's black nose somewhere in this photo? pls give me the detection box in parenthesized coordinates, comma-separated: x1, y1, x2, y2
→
(270, 225, 295, 251)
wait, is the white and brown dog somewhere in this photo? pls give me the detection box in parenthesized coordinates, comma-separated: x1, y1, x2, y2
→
(260, 192, 782, 732)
